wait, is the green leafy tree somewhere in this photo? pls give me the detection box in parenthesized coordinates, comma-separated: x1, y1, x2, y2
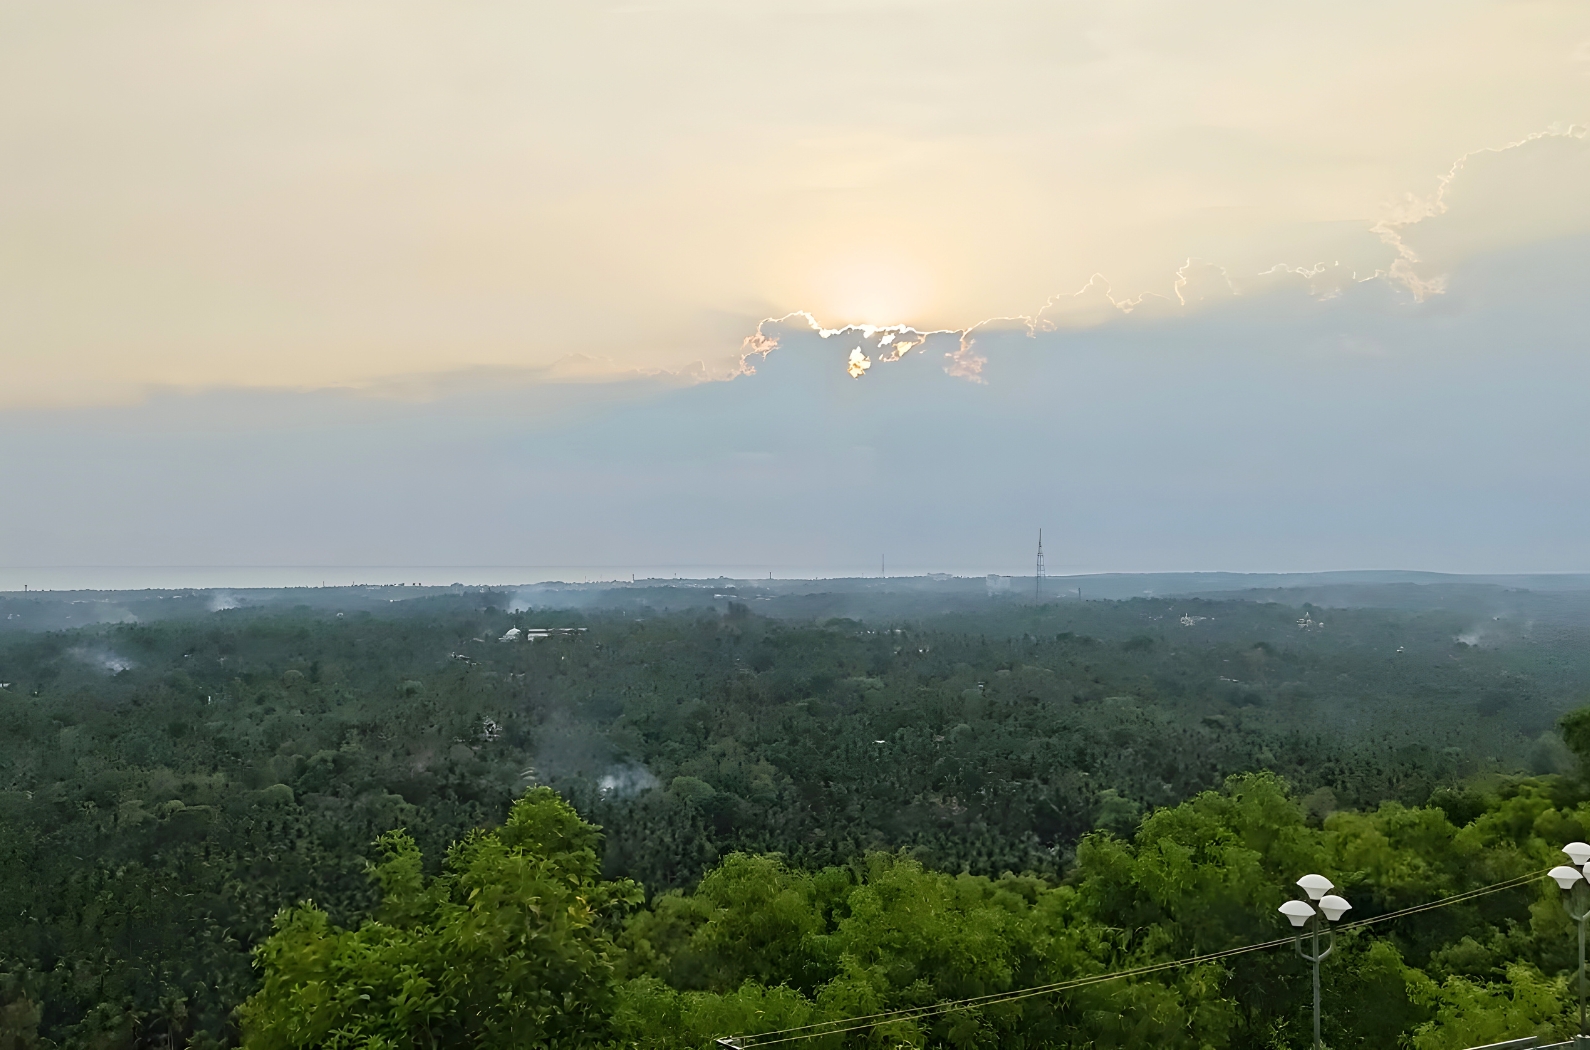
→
(1410, 963, 1574, 1050)
(1558, 707, 1590, 778)
(239, 788, 641, 1050)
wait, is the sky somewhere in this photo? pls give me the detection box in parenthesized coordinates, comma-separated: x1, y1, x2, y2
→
(3, 1, 1590, 584)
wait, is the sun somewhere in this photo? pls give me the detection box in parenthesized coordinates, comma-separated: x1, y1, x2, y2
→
(812, 256, 930, 326)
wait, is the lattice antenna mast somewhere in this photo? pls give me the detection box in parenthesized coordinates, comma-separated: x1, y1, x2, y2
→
(1035, 528, 1046, 599)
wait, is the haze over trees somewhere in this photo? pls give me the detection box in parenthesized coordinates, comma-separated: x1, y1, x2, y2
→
(2, 584, 1589, 1047)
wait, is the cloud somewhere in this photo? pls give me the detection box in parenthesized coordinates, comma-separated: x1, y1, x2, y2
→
(734, 262, 1240, 385)
(1172, 259, 1238, 306)
(5, 222, 1590, 579)
(6, 3, 1589, 407)
(734, 126, 1590, 385)
(1369, 125, 1589, 299)
(1252, 262, 1361, 301)
(738, 311, 962, 380)
(943, 336, 988, 383)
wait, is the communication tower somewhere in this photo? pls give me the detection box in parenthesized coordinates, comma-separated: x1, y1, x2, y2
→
(1035, 529, 1046, 599)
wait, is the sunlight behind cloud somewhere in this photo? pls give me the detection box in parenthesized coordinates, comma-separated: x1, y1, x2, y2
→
(1, 1, 1588, 404)
(808, 255, 932, 327)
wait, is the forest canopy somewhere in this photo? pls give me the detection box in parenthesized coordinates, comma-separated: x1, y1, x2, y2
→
(1, 589, 1588, 1047)
(241, 773, 1590, 1050)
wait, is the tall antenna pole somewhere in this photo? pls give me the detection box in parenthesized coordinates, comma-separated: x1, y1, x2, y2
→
(1035, 529, 1045, 600)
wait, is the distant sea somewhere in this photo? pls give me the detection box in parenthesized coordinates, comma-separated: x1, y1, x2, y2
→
(0, 565, 895, 592)
(7, 566, 1590, 597)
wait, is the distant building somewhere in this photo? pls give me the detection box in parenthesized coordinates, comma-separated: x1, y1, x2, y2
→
(518, 627, 585, 642)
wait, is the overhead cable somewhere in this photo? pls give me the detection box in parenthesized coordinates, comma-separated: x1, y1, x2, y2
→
(725, 868, 1548, 1047)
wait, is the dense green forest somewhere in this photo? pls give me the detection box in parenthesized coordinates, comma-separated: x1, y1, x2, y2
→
(2, 589, 1589, 1048)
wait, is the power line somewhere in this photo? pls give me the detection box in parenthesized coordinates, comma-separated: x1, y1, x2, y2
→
(1337, 870, 1545, 932)
(724, 869, 1548, 1047)
(733, 936, 1298, 1047)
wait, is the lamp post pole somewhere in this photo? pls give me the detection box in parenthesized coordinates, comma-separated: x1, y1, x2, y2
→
(1309, 910, 1325, 1050)
(1294, 907, 1335, 1050)
(1279, 874, 1351, 1050)
(1549, 841, 1590, 1039)
(1570, 903, 1583, 1037)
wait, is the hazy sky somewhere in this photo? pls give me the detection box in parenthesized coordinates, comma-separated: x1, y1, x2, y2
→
(3, 1, 1590, 581)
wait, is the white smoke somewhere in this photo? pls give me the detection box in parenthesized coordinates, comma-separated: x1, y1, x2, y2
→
(597, 763, 660, 798)
(71, 647, 134, 673)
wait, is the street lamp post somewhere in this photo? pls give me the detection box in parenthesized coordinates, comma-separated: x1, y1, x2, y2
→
(1548, 840, 1590, 1038)
(1279, 873, 1352, 1050)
